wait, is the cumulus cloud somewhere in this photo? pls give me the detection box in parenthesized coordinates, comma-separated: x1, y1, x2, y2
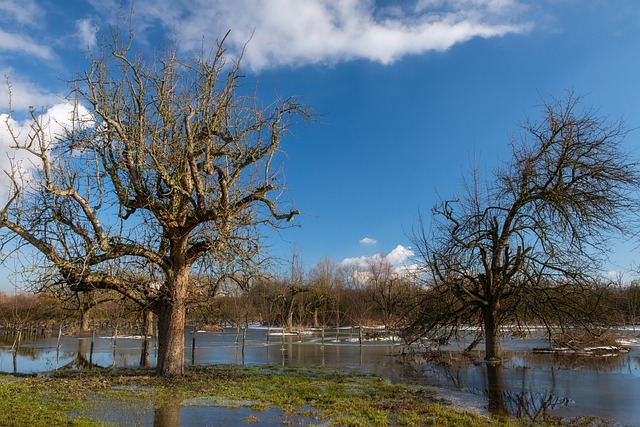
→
(605, 270, 623, 281)
(386, 245, 416, 267)
(0, 102, 93, 200)
(106, 0, 531, 71)
(0, 103, 93, 152)
(359, 237, 377, 245)
(341, 244, 417, 273)
(0, 69, 61, 112)
(0, 113, 37, 200)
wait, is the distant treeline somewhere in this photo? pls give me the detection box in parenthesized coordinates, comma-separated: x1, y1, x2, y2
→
(1, 265, 639, 337)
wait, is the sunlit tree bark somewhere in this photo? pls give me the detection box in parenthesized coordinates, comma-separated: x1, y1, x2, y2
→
(0, 30, 311, 376)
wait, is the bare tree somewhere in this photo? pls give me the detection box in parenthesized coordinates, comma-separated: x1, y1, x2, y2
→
(339, 263, 376, 344)
(408, 91, 640, 362)
(0, 30, 311, 376)
(248, 275, 283, 339)
(365, 256, 414, 332)
(308, 257, 342, 342)
(283, 249, 306, 332)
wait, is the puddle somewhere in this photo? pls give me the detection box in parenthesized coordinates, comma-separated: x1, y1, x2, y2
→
(78, 395, 326, 427)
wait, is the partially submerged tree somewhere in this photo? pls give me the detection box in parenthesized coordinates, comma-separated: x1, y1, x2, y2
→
(407, 92, 640, 362)
(365, 256, 415, 332)
(307, 257, 341, 329)
(0, 31, 311, 376)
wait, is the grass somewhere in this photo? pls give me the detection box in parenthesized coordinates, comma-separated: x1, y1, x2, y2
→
(0, 373, 109, 426)
(0, 365, 609, 426)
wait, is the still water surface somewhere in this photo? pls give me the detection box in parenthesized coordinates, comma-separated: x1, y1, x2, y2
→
(2, 327, 639, 426)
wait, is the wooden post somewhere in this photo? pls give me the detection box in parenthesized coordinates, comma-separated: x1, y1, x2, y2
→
(241, 321, 247, 364)
(112, 324, 118, 368)
(11, 326, 22, 374)
(55, 326, 62, 371)
(191, 327, 196, 366)
(89, 329, 95, 367)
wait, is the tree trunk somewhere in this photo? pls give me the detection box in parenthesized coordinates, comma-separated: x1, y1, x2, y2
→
(482, 305, 501, 362)
(156, 267, 189, 377)
(139, 309, 154, 368)
(80, 307, 91, 333)
(142, 309, 155, 337)
(286, 306, 294, 332)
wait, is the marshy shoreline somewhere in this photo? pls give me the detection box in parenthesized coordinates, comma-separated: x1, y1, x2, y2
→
(0, 364, 617, 427)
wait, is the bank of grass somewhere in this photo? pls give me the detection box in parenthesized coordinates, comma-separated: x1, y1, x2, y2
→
(0, 365, 606, 426)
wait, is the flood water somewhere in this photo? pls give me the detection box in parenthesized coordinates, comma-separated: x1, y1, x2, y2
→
(2, 327, 639, 426)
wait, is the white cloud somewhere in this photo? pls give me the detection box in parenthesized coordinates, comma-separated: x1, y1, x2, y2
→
(0, 112, 37, 200)
(386, 244, 416, 267)
(359, 237, 377, 245)
(341, 244, 417, 273)
(0, 29, 55, 60)
(0, 69, 61, 112)
(76, 18, 98, 51)
(115, 0, 531, 71)
(0, 102, 93, 200)
(605, 270, 623, 282)
(341, 254, 370, 270)
(0, 0, 45, 27)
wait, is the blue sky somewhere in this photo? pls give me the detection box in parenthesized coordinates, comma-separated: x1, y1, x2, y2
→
(1, 0, 639, 292)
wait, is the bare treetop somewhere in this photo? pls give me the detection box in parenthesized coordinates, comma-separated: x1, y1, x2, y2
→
(1, 30, 314, 376)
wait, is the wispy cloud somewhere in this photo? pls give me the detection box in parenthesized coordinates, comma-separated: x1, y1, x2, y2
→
(0, 30, 55, 60)
(76, 18, 98, 51)
(103, 0, 531, 71)
(359, 237, 377, 245)
(0, 0, 45, 27)
(0, 0, 52, 60)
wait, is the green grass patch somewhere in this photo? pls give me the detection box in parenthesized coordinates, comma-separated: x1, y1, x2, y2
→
(0, 365, 601, 426)
(0, 373, 109, 426)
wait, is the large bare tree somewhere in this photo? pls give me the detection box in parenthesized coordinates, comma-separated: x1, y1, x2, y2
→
(407, 92, 640, 362)
(0, 31, 311, 376)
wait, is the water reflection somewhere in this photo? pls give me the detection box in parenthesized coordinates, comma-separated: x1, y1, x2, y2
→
(482, 364, 571, 422)
(60, 338, 98, 370)
(407, 346, 640, 425)
(154, 393, 182, 427)
(485, 364, 506, 415)
(1, 327, 639, 426)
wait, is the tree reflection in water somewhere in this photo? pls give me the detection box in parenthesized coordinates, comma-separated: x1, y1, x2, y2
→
(485, 364, 506, 415)
(401, 349, 576, 424)
(61, 352, 104, 370)
(484, 364, 570, 423)
(61, 338, 105, 370)
(153, 393, 182, 427)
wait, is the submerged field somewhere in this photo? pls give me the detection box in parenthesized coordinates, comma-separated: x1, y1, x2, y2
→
(0, 365, 617, 426)
(2, 327, 640, 425)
